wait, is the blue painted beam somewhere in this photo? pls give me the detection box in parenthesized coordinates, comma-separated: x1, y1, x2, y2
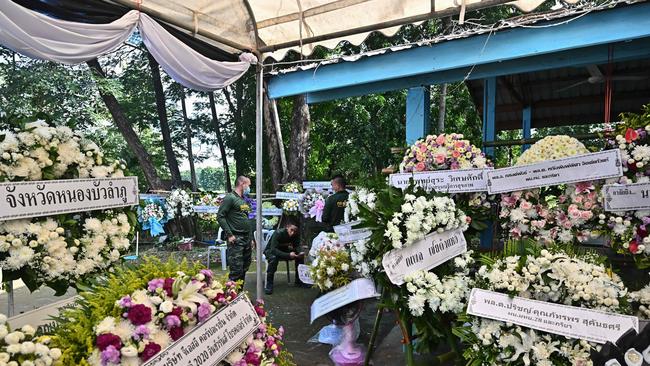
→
(406, 87, 430, 144)
(268, 2, 650, 99)
(522, 106, 532, 152)
(482, 78, 497, 158)
(305, 38, 650, 103)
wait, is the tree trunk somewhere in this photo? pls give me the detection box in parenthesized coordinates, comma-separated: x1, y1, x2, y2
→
(86, 59, 165, 190)
(262, 88, 285, 189)
(147, 52, 182, 186)
(287, 94, 311, 182)
(271, 98, 288, 181)
(208, 92, 232, 192)
(438, 83, 447, 133)
(180, 90, 197, 191)
(222, 87, 246, 178)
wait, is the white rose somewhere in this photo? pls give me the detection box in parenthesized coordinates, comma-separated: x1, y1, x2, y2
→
(160, 301, 174, 314)
(0, 353, 9, 362)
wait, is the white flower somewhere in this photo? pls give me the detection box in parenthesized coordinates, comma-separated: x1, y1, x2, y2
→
(121, 345, 138, 358)
(160, 300, 174, 314)
(95, 317, 116, 335)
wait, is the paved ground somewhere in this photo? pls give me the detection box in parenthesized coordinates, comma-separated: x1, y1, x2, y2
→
(0, 255, 442, 366)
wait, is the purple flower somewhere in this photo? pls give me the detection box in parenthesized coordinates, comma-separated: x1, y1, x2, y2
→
(198, 302, 211, 322)
(100, 345, 121, 365)
(200, 269, 213, 282)
(148, 278, 165, 292)
(133, 325, 150, 341)
(165, 315, 181, 329)
(118, 295, 133, 308)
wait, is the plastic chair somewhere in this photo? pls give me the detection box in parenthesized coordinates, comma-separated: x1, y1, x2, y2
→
(206, 228, 227, 271)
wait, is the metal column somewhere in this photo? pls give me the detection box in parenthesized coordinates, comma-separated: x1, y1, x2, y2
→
(255, 66, 264, 301)
(406, 87, 430, 144)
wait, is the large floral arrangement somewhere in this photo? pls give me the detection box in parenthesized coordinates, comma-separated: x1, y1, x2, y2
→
(599, 109, 650, 266)
(399, 134, 495, 235)
(164, 189, 193, 219)
(404, 251, 474, 317)
(457, 247, 631, 366)
(0, 314, 62, 365)
(349, 183, 472, 357)
(0, 119, 135, 294)
(400, 133, 489, 172)
(52, 259, 293, 366)
(309, 235, 352, 292)
(281, 182, 302, 215)
(137, 199, 169, 237)
(301, 190, 326, 222)
(196, 192, 222, 222)
(499, 136, 602, 245)
(385, 193, 468, 249)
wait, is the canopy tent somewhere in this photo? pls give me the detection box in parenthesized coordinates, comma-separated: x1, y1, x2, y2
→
(80, 0, 572, 60)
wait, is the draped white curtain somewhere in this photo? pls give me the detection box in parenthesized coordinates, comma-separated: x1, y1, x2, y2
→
(0, 1, 256, 91)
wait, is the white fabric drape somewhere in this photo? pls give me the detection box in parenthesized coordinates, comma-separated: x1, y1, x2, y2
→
(0, 1, 255, 91)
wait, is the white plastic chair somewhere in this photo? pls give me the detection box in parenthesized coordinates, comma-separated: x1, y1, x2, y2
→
(207, 228, 228, 271)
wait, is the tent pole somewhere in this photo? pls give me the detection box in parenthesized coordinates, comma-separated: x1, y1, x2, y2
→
(255, 64, 264, 301)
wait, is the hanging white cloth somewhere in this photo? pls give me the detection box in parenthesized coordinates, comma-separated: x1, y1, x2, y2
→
(0, 1, 256, 91)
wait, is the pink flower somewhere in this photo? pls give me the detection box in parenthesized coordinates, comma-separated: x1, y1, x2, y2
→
(580, 211, 593, 220)
(583, 201, 593, 209)
(520, 201, 532, 210)
(415, 162, 426, 172)
(435, 134, 446, 145)
(452, 150, 461, 158)
(558, 195, 568, 203)
(501, 195, 517, 208)
(563, 221, 573, 229)
(574, 195, 583, 203)
(198, 302, 212, 322)
(165, 315, 181, 329)
(575, 182, 594, 194)
(434, 153, 446, 165)
(419, 144, 428, 153)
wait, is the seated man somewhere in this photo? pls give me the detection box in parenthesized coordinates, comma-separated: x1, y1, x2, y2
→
(264, 222, 307, 294)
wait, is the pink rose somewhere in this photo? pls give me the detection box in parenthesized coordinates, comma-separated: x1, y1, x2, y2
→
(583, 201, 593, 209)
(580, 211, 593, 220)
(434, 153, 446, 164)
(419, 144, 428, 153)
(574, 195, 583, 203)
(436, 135, 446, 145)
(520, 201, 532, 210)
(452, 150, 461, 158)
(416, 162, 426, 172)
(563, 221, 573, 229)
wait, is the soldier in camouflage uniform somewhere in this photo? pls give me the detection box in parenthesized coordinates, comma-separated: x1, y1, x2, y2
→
(217, 176, 253, 284)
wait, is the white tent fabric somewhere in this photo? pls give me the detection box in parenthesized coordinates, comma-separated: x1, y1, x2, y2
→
(0, 1, 255, 91)
(107, 0, 578, 60)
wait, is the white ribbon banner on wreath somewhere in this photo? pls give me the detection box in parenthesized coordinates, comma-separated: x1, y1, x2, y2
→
(603, 182, 650, 211)
(333, 220, 362, 236)
(337, 228, 372, 244)
(144, 295, 261, 366)
(192, 205, 220, 213)
(139, 193, 168, 200)
(249, 208, 284, 217)
(310, 278, 380, 323)
(467, 288, 638, 344)
(275, 192, 303, 200)
(297, 264, 315, 285)
(382, 228, 467, 285)
(9, 296, 79, 335)
(302, 181, 332, 191)
(0, 177, 138, 221)
(486, 150, 623, 194)
(389, 168, 492, 193)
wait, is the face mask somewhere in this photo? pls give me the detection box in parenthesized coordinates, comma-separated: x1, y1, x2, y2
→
(244, 186, 251, 196)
